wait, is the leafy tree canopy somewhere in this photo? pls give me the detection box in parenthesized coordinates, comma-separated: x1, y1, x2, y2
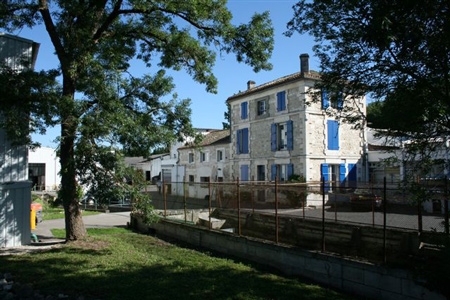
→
(0, 0, 274, 240)
(286, 0, 450, 140)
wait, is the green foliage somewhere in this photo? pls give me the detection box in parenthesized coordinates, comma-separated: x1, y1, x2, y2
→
(287, 0, 450, 138)
(0, 67, 60, 146)
(287, 3, 450, 295)
(288, 174, 306, 183)
(222, 101, 231, 129)
(0, 0, 274, 239)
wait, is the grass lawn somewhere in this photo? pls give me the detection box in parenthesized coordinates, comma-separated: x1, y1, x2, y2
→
(0, 228, 355, 300)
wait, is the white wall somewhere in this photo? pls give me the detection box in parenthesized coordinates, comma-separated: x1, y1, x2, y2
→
(28, 147, 60, 191)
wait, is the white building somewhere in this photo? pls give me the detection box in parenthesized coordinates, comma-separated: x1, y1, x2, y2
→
(0, 33, 39, 247)
(28, 147, 60, 191)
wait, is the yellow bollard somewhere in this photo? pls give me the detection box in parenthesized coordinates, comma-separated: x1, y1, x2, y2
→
(30, 209, 36, 230)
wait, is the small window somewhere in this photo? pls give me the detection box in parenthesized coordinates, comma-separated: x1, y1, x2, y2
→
(217, 150, 223, 162)
(327, 120, 339, 150)
(188, 153, 194, 163)
(236, 128, 249, 154)
(200, 176, 210, 183)
(241, 102, 248, 119)
(277, 91, 286, 112)
(189, 175, 194, 182)
(322, 89, 343, 110)
(271, 121, 293, 151)
(200, 152, 209, 162)
(257, 99, 267, 115)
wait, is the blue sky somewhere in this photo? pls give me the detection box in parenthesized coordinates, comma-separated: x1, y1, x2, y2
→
(13, 0, 318, 148)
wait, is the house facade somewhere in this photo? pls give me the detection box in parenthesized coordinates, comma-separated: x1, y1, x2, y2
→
(0, 33, 40, 247)
(226, 54, 366, 203)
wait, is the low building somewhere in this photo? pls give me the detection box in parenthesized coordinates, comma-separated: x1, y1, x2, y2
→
(28, 147, 60, 191)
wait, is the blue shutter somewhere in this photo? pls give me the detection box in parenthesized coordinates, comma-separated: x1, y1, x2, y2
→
(321, 89, 329, 109)
(277, 91, 286, 111)
(236, 129, 241, 154)
(321, 163, 330, 192)
(286, 120, 293, 150)
(242, 128, 249, 154)
(348, 163, 357, 188)
(327, 120, 339, 150)
(240, 165, 249, 181)
(287, 163, 294, 180)
(339, 164, 346, 186)
(241, 102, 248, 119)
(271, 164, 277, 181)
(271, 123, 277, 151)
(337, 91, 344, 110)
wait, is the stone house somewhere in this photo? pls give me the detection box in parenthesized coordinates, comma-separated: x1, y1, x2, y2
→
(175, 129, 231, 199)
(226, 54, 367, 204)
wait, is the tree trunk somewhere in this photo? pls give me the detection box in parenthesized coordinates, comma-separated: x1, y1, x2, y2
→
(59, 80, 87, 240)
(60, 115, 87, 240)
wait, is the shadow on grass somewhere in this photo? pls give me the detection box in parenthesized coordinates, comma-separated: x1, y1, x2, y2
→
(0, 229, 353, 300)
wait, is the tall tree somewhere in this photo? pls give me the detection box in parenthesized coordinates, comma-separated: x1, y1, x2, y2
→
(287, 2, 450, 297)
(286, 0, 450, 177)
(0, 0, 274, 240)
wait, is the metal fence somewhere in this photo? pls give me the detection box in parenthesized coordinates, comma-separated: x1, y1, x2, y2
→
(145, 179, 449, 263)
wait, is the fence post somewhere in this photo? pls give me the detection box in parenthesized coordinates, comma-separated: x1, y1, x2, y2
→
(183, 177, 187, 223)
(445, 176, 449, 235)
(208, 180, 212, 230)
(237, 177, 241, 236)
(383, 177, 387, 263)
(321, 176, 325, 252)
(417, 176, 423, 233)
(275, 177, 279, 244)
(163, 184, 167, 218)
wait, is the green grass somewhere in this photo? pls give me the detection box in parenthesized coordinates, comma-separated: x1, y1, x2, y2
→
(43, 206, 100, 220)
(0, 228, 354, 300)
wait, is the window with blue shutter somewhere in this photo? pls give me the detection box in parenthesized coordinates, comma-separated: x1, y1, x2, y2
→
(271, 164, 277, 181)
(339, 164, 346, 186)
(321, 89, 329, 109)
(348, 163, 357, 188)
(277, 91, 286, 111)
(271, 123, 277, 151)
(286, 120, 293, 150)
(241, 102, 248, 119)
(240, 165, 249, 181)
(236, 130, 241, 154)
(327, 120, 339, 150)
(271, 121, 294, 151)
(236, 128, 249, 154)
(321, 163, 330, 192)
(287, 163, 294, 180)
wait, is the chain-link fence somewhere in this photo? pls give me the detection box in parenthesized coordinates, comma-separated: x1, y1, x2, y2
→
(144, 178, 449, 263)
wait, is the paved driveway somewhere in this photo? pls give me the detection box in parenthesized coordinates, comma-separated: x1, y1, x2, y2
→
(32, 211, 131, 239)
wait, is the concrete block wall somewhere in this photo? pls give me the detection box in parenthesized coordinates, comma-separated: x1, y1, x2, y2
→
(134, 216, 444, 300)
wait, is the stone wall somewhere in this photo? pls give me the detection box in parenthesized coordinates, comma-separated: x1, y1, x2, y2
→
(213, 208, 421, 264)
(131, 215, 444, 300)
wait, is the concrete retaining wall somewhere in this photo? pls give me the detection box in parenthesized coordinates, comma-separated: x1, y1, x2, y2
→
(214, 208, 421, 263)
(132, 215, 444, 300)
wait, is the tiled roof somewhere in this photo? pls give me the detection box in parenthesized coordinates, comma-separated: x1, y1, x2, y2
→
(227, 70, 321, 102)
(179, 129, 230, 149)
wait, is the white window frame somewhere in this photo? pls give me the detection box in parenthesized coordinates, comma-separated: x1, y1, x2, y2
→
(217, 149, 224, 162)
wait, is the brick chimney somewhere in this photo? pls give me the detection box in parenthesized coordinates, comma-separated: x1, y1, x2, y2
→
(300, 53, 309, 74)
(247, 80, 256, 90)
